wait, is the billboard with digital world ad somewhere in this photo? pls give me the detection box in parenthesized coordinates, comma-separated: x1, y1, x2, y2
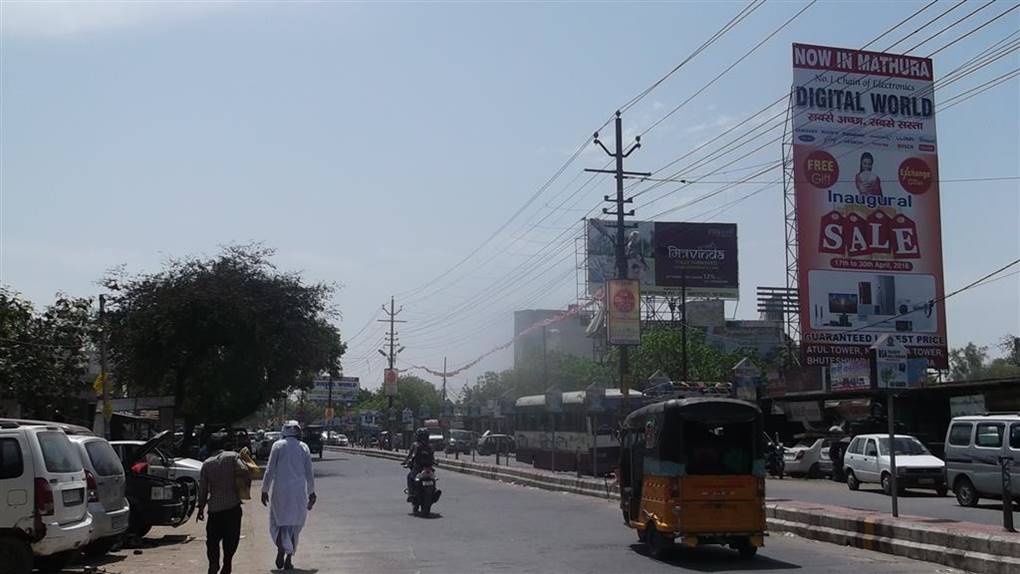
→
(791, 43, 948, 369)
(587, 220, 739, 299)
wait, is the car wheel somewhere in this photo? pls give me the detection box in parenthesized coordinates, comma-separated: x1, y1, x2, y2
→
(808, 463, 821, 479)
(881, 473, 891, 495)
(34, 550, 76, 573)
(83, 537, 118, 558)
(955, 477, 980, 507)
(0, 536, 32, 574)
(129, 515, 153, 538)
(846, 470, 860, 491)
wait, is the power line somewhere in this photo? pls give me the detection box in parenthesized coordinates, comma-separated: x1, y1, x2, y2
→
(640, 0, 817, 137)
(843, 259, 1020, 335)
(884, 0, 969, 52)
(634, 175, 1020, 185)
(927, 3, 1020, 56)
(619, 0, 766, 113)
(861, 0, 940, 50)
(903, 0, 998, 54)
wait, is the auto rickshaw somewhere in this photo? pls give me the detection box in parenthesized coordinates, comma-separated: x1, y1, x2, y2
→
(619, 397, 766, 559)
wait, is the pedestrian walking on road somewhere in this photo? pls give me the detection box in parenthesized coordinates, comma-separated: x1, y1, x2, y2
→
(262, 420, 317, 571)
(197, 433, 251, 574)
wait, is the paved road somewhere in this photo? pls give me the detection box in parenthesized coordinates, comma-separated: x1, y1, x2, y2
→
(765, 476, 1015, 528)
(279, 452, 964, 573)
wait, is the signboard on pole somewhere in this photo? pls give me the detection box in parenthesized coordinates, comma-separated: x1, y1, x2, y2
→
(383, 369, 398, 397)
(607, 279, 641, 346)
(791, 43, 948, 369)
(306, 376, 361, 404)
(587, 220, 739, 299)
(872, 334, 908, 388)
(732, 358, 761, 402)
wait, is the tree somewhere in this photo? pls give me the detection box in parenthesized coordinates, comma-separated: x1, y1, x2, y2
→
(105, 245, 345, 433)
(356, 375, 443, 419)
(618, 325, 751, 384)
(948, 338, 1020, 381)
(0, 288, 95, 421)
(949, 343, 990, 381)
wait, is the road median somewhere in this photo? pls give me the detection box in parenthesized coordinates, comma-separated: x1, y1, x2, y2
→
(335, 446, 1019, 574)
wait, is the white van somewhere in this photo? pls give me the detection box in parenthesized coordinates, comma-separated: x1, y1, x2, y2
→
(0, 420, 94, 573)
(944, 413, 1020, 507)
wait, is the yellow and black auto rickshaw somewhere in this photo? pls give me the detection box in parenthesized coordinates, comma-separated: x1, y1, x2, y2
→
(619, 397, 766, 559)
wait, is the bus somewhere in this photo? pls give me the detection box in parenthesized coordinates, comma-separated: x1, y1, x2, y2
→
(514, 389, 644, 476)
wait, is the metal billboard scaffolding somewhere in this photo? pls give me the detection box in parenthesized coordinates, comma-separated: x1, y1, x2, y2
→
(780, 92, 800, 359)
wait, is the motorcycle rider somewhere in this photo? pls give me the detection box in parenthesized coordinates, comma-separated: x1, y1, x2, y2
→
(403, 428, 434, 502)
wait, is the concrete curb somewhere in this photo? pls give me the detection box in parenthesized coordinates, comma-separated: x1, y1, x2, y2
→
(334, 447, 1018, 573)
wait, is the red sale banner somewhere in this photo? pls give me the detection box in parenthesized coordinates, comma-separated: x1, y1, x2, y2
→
(791, 44, 948, 368)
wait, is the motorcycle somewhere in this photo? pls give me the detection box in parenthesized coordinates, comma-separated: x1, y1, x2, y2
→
(764, 437, 785, 479)
(404, 463, 441, 516)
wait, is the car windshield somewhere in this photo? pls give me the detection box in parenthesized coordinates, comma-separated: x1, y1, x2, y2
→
(451, 431, 471, 440)
(792, 440, 818, 449)
(38, 431, 82, 473)
(878, 437, 929, 456)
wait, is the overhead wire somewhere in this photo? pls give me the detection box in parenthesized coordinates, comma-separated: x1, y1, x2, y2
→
(640, 0, 817, 137)
(902, 0, 998, 54)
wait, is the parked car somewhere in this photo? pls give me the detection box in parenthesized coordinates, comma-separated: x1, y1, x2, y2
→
(944, 413, 1020, 507)
(844, 433, 947, 496)
(114, 433, 197, 537)
(111, 431, 202, 484)
(257, 431, 282, 460)
(782, 436, 833, 478)
(336, 434, 350, 447)
(0, 419, 94, 574)
(477, 434, 515, 456)
(447, 429, 476, 454)
(67, 432, 131, 557)
(304, 425, 324, 459)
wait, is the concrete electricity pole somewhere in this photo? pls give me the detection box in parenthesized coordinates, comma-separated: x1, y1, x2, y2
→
(378, 296, 405, 445)
(586, 111, 649, 416)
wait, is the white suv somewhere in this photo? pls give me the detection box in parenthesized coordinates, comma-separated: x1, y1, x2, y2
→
(0, 420, 94, 574)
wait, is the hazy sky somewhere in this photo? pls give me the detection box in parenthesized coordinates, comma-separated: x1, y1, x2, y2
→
(2, 1, 1018, 394)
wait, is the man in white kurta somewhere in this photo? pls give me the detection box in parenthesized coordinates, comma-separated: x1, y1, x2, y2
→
(261, 421, 316, 570)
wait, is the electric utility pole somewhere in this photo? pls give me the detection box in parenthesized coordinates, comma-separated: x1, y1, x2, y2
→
(586, 111, 649, 418)
(378, 296, 405, 447)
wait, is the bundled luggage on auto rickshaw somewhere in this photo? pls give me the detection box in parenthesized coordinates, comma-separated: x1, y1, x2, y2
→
(619, 397, 766, 559)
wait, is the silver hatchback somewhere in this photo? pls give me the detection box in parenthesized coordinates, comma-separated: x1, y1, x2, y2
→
(67, 434, 130, 556)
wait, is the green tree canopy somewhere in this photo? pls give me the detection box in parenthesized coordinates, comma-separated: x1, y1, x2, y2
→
(105, 244, 345, 427)
(356, 375, 443, 419)
(0, 288, 95, 420)
(949, 337, 1020, 381)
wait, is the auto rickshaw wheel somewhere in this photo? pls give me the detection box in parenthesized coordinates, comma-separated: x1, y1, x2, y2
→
(737, 539, 758, 559)
(646, 524, 673, 559)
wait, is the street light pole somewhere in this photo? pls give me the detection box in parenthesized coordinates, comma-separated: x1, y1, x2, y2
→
(99, 294, 110, 439)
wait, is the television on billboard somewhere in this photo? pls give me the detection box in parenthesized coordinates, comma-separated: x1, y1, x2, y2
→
(587, 220, 738, 299)
(791, 43, 948, 368)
